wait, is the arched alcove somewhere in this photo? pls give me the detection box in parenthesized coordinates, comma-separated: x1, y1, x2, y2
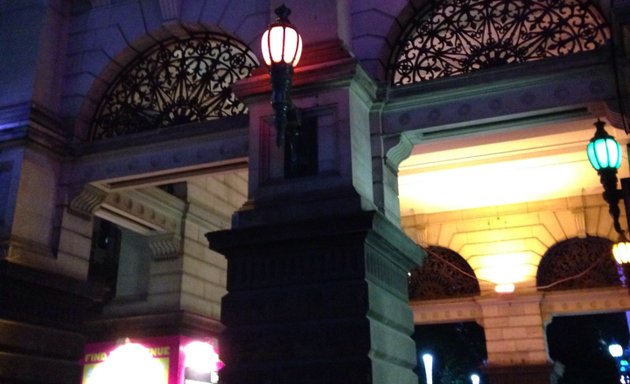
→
(90, 32, 258, 140)
(408, 245, 480, 300)
(390, 0, 610, 85)
(537, 236, 621, 291)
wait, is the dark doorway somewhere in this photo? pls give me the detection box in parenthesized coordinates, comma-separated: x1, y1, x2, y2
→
(414, 322, 487, 384)
(547, 312, 629, 384)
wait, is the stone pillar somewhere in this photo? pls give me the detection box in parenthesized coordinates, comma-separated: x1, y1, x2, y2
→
(209, 31, 425, 382)
(0, 3, 106, 383)
(478, 294, 553, 384)
(0, 260, 101, 384)
(207, 211, 422, 384)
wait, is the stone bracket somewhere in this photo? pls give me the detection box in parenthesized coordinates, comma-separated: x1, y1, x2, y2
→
(148, 233, 182, 260)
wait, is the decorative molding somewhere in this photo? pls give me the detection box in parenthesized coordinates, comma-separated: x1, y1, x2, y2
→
(536, 236, 620, 291)
(541, 286, 630, 325)
(4, 235, 55, 262)
(383, 59, 611, 137)
(410, 296, 482, 325)
(90, 33, 258, 140)
(148, 233, 182, 260)
(69, 118, 249, 187)
(99, 189, 182, 235)
(71, 186, 186, 261)
(408, 246, 480, 300)
(392, 0, 610, 85)
(69, 185, 108, 218)
(384, 131, 414, 170)
(572, 208, 587, 238)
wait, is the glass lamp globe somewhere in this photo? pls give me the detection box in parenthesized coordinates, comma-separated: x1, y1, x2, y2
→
(261, 5, 303, 67)
(586, 120, 622, 171)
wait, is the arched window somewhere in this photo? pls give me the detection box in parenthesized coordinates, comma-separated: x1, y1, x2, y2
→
(537, 236, 621, 290)
(91, 33, 258, 140)
(392, 0, 610, 85)
(408, 245, 480, 300)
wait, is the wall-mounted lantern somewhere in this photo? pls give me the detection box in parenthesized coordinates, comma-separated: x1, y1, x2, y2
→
(261, 4, 303, 147)
(586, 119, 630, 285)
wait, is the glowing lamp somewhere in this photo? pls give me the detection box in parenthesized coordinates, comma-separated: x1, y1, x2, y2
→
(261, 4, 303, 148)
(610, 343, 624, 358)
(614, 242, 630, 264)
(587, 120, 622, 171)
(494, 283, 515, 294)
(261, 5, 302, 67)
(470, 373, 481, 384)
(86, 340, 165, 384)
(183, 341, 224, 374)
(586, 119, 626, 236)
(422, 353, 434, 384)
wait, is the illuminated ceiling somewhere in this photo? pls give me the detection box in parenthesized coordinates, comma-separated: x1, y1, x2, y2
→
(398, 118, 630, 216)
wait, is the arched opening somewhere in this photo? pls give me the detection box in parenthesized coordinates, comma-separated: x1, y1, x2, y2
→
(390, 0, 610, 85)
(547, 312, 629, 384)
(537, 236, 621, 291)
(408, 245, 480, 300)
(414, 322, 488, 384)
(90, 32, 258, 140)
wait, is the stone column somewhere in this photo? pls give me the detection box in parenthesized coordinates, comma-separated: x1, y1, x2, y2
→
(478, 294, 553, 384)
(208, 36, 425, 383)
(207, 211, 422, 384)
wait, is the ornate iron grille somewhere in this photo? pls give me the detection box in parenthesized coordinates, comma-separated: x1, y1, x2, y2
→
(90, 33, 258, 140)
(536, 236, 621, 290)
(409, 246, 480, 300)
(392, 0, 610, 85)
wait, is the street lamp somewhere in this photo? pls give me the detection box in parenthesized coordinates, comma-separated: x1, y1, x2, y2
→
(586, 120, 630, 283)
(609, 342, 630, 383)
(470, 373, 481, 384)
(587, 120, 624, 234)
(422, 353, 434, 384)
(610, 343, 624, 358)
(261, 4, 303, 147)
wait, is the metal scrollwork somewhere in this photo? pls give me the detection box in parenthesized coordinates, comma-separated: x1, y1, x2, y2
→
(536, 236, 621, 290)
(91, 33, 258, 140)
(408, 246, 480, 300)
(392, 0, 610, 85)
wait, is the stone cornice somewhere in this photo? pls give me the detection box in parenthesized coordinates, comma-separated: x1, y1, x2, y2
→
(84, 311, 225, 341)
(540, 286, 630, 323)
(409, 296, 482, 325)
(382, 50, 616, 137)
(67, 121, 248, 187)
(232, 39, 362, 103)
(409, 286, 630, 326)
(0, 102, 66, 154)
(69, 186, 187, 260)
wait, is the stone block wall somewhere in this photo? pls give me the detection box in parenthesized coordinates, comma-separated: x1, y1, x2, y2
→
(181, 171, 248, 319)
(478, 295, 548, 366)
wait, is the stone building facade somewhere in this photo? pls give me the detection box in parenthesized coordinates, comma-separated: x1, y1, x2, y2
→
(1, 0, 630, 383)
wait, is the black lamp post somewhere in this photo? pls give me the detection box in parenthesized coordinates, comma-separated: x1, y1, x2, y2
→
(261, 4, 303, 147)
(586, 119, 630, 282)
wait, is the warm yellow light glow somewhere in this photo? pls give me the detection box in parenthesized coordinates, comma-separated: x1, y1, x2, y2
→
(494, 283, 515, 293)
(613, 241, 630, 264)
(470, 252, 538, 285)
(399, 152, 593, 214)
(398, 119, 629, 216)
(184, 341, 224, 373)
(86, 342, 167, 384)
